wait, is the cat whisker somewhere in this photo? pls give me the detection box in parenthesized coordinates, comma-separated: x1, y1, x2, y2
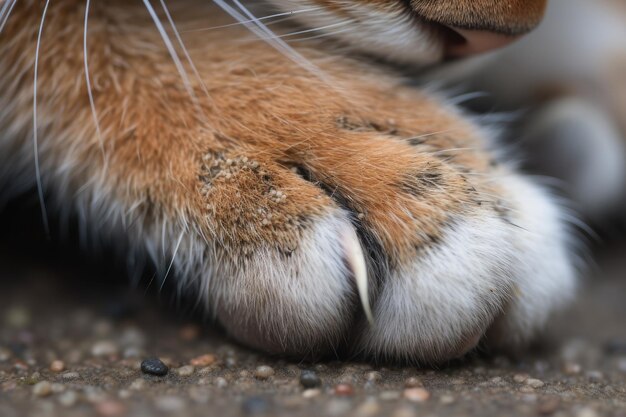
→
(288, 26, 354, 43)
(183, 6, 323, 33)
(33, 0, 52, 236)
(0, 0, 18, 35)
(142, 0, 198, 107)
(244, 19, 355, 42)
(159, 0, 212, 102)
(214, 0, 344, 91)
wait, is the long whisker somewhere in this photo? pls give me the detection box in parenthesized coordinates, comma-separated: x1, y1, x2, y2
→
(159, 0, 212, 101)
(141, 0, 196, 103)
(183, 7, 322, 33)
(33, 0, 51, 236)
(241, 18, 354, 42)
(212, 0, 331, 86)
(0, 0, 11, 21)
(84, 0, 105, 158)
(0, 0, 18, 35)
(160, 230, 185, 291)
(288, 26, 354, 43)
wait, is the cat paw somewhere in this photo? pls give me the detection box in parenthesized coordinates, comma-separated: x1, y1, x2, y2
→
(193, 111, 577, 363)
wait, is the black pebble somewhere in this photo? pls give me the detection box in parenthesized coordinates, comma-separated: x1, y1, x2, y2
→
(300, 370, 321, 388)
(141, 358, 169, 376)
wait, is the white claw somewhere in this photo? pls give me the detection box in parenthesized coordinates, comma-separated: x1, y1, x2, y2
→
(342, 227, 374, 325)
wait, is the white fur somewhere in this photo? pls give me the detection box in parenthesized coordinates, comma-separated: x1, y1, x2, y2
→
(357, 173, 576, 362)
(209, 212, 363, 354)
(264, 0, 444, 65)
(486, 174, 577, 347)
(358, 213, 517, 362)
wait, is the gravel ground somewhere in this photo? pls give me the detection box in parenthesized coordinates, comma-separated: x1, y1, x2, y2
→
(0, 212, 625, 417)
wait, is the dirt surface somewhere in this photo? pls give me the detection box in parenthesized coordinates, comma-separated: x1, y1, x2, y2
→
(0, 213, 625, 417)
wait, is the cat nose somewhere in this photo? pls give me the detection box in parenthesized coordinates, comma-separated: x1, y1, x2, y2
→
(444, 27, 522, 58)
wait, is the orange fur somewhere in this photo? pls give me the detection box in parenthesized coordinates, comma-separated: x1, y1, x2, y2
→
(3, 1, 503, 262)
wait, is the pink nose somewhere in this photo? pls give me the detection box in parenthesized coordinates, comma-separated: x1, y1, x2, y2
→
(445, 27, 522, 58)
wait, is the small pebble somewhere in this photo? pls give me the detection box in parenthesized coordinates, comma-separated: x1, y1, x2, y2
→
(29, 371, 41, 383)
(366, 371, 382, 382)
(404, 377, 423, 388)
(190, 354, 217, 367)
(299, 370, 321, 388)
(176, 365, 195, 377)
(302, 389, 321, 399)
(563, 362, 582, 375)
(215, 377, 228, 388)
(140, 358, 169, 376)
(14, 359, 29, 371)
(33, 381, 53, 397)
(95, 400, 127, 417)
(403, 388, 430, 403)
(254, 365, 275, 380)
(129, 378, 146, 391)
(525, 378, 545, 388)
(314, 364, 327, 372)
(61, 371, 80, 380)
(50, 360, 65, 373)
(334, 383, 354, 396)
(513, 374, 529, 383)
(91, 341, 119, 357)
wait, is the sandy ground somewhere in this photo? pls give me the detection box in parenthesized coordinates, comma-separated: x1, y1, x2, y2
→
(0, 208, 625, 417)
